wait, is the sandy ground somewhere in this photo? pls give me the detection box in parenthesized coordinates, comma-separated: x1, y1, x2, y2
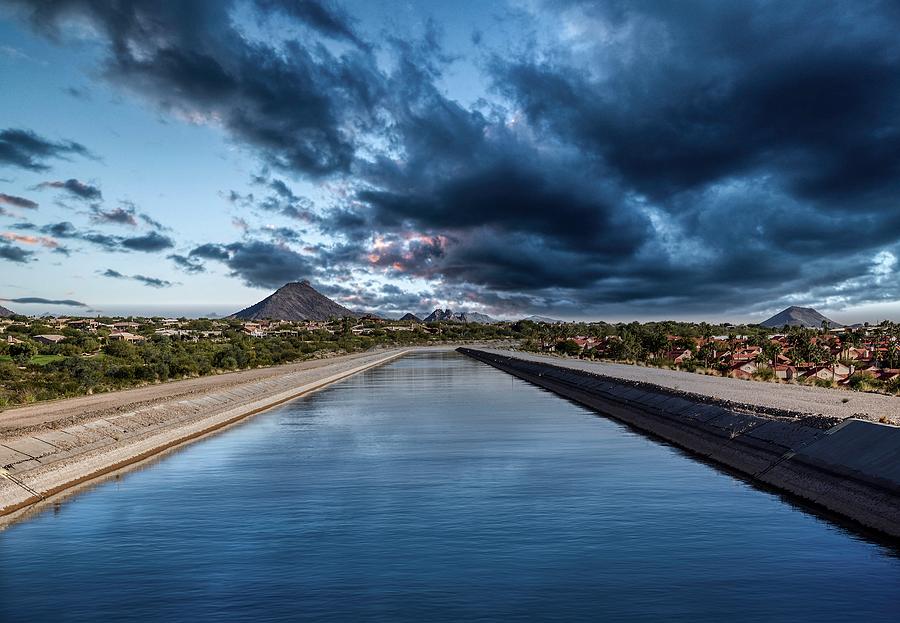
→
(482, 348, 900, 425)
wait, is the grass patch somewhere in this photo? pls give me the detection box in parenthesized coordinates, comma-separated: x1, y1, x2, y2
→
(30, 354, 65, 365)
(0, 354, 65, 365)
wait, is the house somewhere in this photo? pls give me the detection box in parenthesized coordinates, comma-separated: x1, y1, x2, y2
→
(33, 334, 66, 345)
(665, 348, 693, 364)
(113, 321, 140, 330)
(108, 331, 146, 343)
(845, 347, 872, 361)
(3, 335, 23, 345)
(774, 364, 797, 380)
(804, 363, 852, 382)
(730, 361, 758, 379)
(69, 319, 99, 331)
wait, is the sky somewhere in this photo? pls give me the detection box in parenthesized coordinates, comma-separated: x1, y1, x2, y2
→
(2, 1, 900, 323)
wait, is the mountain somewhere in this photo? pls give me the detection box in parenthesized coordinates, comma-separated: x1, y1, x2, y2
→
(0, 304, 15, 317)
(760, 306, 842, 328)
(398, 313, 422, 323)
(423, 309, 496, 324)
(522, 315, 564, 324)
(232, 281, 358, 321)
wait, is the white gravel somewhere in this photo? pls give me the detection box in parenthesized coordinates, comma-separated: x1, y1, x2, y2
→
(481, 349, 900, 424)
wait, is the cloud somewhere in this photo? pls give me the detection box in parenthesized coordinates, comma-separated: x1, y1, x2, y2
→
(189, 239, 313, 288)
(88, 200, 170, 230)
(0, 193, 38, 209)
(35, 178, 102, 201)
(1, 231, 59, 249)
(0, 239, 34, 263)
(13, 0, 900, 318)
(101, 268, 174, 288)
(168, 253, 206, 274)
(3, 296, 87, 307)
(90, 205, 137, 226)
(0, 128, 94, 171)
(138, 211, 169, 231)
(120, 231, 175, 252)
(10, 0, 383, 177)
(14, 220, 174, 255)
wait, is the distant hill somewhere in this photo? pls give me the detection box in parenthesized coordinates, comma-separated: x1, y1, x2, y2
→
(521, 315, 564, 324)
(760, 306, 841, 328)
(0, 304, 15, 317)
(232, 281, 358, 321)
(423, 309, 496, 324)
(398, 313, 422, 323)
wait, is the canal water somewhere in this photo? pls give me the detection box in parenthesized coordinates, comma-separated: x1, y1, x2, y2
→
(2, 351, 899, 621)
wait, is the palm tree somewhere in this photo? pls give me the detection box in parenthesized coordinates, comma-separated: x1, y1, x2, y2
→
(765, 342, 782, 369)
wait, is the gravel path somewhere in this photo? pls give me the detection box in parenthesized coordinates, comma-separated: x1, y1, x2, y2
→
(482, 349, 900, 425)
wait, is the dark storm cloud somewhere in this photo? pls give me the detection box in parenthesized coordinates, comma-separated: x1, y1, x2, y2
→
(0, 193, 38, 209)
(0, 128, 93, 171)
(255, 0, 366, 47)
(10, 0, 382, 177)
(496, 3, 900, 204)
(3, 296, 87, 307)
(13, 0, 900, 316)
(433, 0, 900, 314)
(189, 240, 314, 288)
(101, 268, 173, 288)
(35, 178, 102, 201)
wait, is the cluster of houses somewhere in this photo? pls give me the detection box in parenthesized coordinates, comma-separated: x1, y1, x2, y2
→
(2, 314, 431, 352)
(238, 316, 424, 338)
(558, 330, 900, 386)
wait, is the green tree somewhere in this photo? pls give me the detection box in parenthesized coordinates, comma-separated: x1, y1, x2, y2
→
(9, 341, 37, 365)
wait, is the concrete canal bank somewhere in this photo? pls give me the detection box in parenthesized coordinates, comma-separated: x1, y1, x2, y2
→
(459, 348, 900, 538)
(0, 349, 408, 523)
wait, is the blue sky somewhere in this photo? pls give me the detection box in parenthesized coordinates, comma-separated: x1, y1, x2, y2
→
(2, 1, 900, 324)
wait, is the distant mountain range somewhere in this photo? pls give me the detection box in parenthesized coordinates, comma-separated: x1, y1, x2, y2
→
(0, 304, 15, 317)
(521, 314, 564, 324)
(232, 281, 358, 321)
(760, 306, 841, 328)
(423, 309, 496, 323)
(398, 313, 422, 323)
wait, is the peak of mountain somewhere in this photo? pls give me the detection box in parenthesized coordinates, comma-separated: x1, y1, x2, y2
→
(760, 306, 841, 328)
(522, 314, 564, 324)
(231, 282, 358, 321)
(0, 304, 15, 317)
(399, 313, 422, 323)
(423, 308, 495, 324)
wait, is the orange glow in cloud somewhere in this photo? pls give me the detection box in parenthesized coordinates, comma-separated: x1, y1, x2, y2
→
(1, 232, 59, 249)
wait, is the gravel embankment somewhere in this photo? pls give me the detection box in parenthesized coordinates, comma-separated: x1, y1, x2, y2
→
(480, 349, 900, 425)
(0, 348, 413, 521)
(0, 348, 401, 436)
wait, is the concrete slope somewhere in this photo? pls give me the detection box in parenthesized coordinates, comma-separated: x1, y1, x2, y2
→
(459, 348, 900, 538)
(0, 349, 407, 523)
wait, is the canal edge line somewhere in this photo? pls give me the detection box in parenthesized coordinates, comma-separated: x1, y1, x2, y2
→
(0, 349, 408, 524)
(458, 347, 900, 540)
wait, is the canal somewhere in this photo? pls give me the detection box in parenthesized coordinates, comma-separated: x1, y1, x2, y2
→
(1, 351, 898, 621)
